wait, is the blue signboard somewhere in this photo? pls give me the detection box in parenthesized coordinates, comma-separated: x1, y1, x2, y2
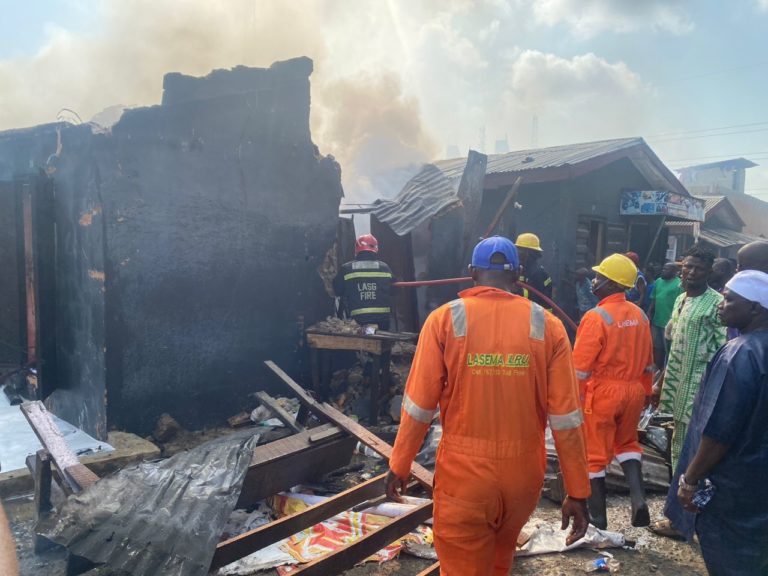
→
(620, 190, 704, 222)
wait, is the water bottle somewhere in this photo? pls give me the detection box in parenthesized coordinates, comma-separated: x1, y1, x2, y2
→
(584, 558, 621, 573)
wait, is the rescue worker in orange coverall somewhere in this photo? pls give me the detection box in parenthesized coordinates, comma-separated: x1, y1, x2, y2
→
(386, 236, 590, 575)
(573, 253, 654, 530)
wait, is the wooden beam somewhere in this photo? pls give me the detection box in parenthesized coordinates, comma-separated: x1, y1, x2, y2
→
(254, 391, 303, 433)
(291, 501, 433, 576)
(483, 176, 523, 238)
(31, 450, 52, 516)
(306, 333, 384, 354)
(416, 562, 441, 576)
(264, 360, 434, 490)
(20, 401, 99, 493)
(212, 473, 388, 570)
(237, 424, 355, 508)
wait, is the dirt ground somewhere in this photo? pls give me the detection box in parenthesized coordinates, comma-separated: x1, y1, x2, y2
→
(5, 490, 707, 575)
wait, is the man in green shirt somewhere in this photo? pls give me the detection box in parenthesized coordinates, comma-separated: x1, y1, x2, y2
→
(659, 247, 727, 472)
(650, 247, 727, 539)
(647, 262, 682, 369)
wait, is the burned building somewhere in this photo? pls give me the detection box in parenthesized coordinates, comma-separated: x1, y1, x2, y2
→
(371, 138, 702, 329)
(0, 58, 343, 438)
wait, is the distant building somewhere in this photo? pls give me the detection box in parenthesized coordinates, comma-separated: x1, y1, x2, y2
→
(667, 196, 764, 260)
(677, 158, 757, 196)
(676, 158, 768, 238)
(371, 137, 702, 329)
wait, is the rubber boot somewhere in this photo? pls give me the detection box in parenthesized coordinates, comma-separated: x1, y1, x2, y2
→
(620, 459, 650, 527)
(588, 477, 608, 529)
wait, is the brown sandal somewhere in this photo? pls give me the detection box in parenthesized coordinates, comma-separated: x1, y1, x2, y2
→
(648, 519, 686, 540)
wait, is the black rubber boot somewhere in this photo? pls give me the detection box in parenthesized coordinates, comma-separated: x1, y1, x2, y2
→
(621, 459, 650, 527)
(588, 477, 608, 530)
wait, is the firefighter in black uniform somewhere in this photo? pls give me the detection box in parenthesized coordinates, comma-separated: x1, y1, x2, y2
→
(515, 232, 553, 309)
(333, 234, 393, 330)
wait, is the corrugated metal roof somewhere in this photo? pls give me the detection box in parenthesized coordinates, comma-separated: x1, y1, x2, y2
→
(372, 151, 487, 236)
(698, 196, 726, 214)
(724, 193, 768, 238)
(699, 227, 765, 248)
(677, 157, 758, 172)
(434, 137, 643, 177)
(373, 137, 688, 236)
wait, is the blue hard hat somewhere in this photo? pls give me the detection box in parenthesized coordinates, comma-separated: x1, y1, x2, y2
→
(471, 236, 519, 270)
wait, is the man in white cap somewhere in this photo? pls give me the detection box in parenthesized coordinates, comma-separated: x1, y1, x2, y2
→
(665, 270, 768, 574)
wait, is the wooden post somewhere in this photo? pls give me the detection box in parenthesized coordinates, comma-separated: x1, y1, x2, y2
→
(644, 216, 667, 267)
(33, 449, 52, 516)
(369, 353, 381, 424)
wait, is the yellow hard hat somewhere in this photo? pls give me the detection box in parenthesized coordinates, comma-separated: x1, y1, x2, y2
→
(592, 253, 638, 289)
(515, 232, 543, 252)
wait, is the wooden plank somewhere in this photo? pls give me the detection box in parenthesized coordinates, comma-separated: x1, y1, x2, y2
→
(212, 473, 388, 570)
(238, 424, 355, 508)
(227, 411, 252, 428)
(255, 391, 303, 433)
(306, 329, 415, 342)
(20, 401, 99, 493)
(265, 360, 434, 490)
(31, 450, 52, 516)
(416, 562, 441, 576)
(291, 501, 433, 576)
(306, 333, 383, 354)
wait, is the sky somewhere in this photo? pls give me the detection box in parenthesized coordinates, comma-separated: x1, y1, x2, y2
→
(1, 0, 767, 203)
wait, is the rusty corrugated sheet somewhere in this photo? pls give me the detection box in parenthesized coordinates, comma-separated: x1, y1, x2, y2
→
(372, 163, 466, 236)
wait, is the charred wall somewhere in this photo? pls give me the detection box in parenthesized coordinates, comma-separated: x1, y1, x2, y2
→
(0, 58, 343, 437)
(0, 124, 108, 436)
(102, 58, 342, 434)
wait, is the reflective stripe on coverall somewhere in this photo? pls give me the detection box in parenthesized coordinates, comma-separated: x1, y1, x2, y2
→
(389, 286, 589, 576)
(572, 293, 654, 478)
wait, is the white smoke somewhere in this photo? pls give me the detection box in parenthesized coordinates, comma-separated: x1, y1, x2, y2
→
(0, 0, 690, 203)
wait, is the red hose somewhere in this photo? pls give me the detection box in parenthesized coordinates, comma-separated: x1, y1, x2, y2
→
(392, 277, 579, 332)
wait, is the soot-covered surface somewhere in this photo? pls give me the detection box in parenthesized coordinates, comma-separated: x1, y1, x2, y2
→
(0, 58, 343, 437)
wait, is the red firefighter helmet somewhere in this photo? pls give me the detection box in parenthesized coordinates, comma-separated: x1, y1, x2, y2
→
(355, 234, 379, 255)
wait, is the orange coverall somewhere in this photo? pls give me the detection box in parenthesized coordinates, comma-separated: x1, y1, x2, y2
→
(572, 293, 654, 478)
(389, 286, 590, 575)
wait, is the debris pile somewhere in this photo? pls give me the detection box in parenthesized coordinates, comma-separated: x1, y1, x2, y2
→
(309, 316, 363, 335)
(216, 491, 434, 575)
(326, 356, 411, 424)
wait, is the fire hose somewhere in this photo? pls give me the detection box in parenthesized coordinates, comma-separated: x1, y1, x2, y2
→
(392, 277, 579, 333)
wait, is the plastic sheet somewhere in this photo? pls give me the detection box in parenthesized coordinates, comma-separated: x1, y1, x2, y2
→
(517, 520, 625, 556)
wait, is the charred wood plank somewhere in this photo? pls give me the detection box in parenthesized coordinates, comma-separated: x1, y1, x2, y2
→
(237, 423, 354, 508)
(264, 360, 434, 490)
(30, 450, 52, 516)
(20, 401, 99, 493)
(212, 473, 388, 570)
(291, 500, 433, 576)
(254, 391, 303, 433)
